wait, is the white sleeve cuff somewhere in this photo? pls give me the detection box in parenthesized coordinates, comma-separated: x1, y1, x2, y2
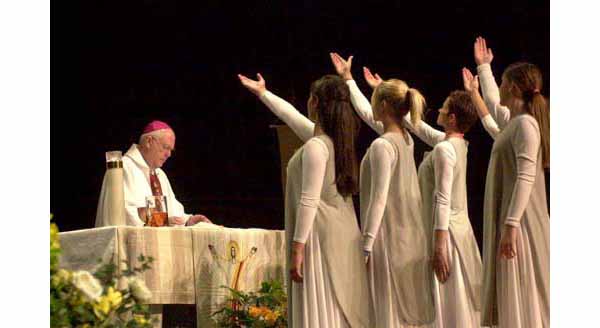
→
(477, 63, 492, 74)
(505, 217, 521, 227)
(363, 235, 376, 252)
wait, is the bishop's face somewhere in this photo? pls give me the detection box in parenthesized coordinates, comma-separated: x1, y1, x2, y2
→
(145, 131, 176, 169)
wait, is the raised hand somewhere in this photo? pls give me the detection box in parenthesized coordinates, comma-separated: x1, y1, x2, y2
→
(238, 73, 267, 97)
(363, 66, 383, 90)
(474, 36, 494, 66)
(462, 68, 480, 93)
(329, 52, 353, 80)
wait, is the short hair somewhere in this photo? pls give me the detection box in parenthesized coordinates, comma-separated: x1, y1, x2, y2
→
(445, 90, 478, 133)
(138, 129, 173, 145)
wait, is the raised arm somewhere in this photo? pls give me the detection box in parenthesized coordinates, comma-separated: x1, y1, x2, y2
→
(367, 64, 445, 146)
(346, 80, 385, 135)
(329, 53, 384, 134)
(238, 73, 314, 141)
(362, 139, 395, 254)
(463, 67, 501, 139)
(473, 37, 511, 129)
(403, 112, 446, 147)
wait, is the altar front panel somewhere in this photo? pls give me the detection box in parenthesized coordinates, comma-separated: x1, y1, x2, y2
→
(58, 225, 286, 327)
(191, 227, 286, 326)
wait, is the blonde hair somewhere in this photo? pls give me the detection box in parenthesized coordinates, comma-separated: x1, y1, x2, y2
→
(372, 79, 425, 127)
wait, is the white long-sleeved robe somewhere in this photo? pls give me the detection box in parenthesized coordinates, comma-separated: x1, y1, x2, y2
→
(259, 90, 372, 328)
(95, 144, 191, 227)
(477, 63, 550, 328)
(347, 80, 484, 327)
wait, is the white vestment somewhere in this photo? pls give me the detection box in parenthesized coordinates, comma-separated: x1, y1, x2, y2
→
(95, 144, 191, 227)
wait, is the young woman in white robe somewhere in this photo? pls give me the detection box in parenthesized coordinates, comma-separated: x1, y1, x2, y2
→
(463, 37, 550, 328)
(330, 53, 436, 327)
(330, 52, 492, 328)
(238, 73, 372, 328)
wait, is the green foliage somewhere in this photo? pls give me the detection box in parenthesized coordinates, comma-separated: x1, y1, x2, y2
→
(211, 280, 287, 328)
(50, 217, 156, 328)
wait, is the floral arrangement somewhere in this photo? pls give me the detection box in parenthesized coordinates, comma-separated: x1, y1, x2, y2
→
(50, 219, 155, 327)
(212, 280, 287, 328)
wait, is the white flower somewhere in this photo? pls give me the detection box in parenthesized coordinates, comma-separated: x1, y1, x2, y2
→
(71, 270, 103, 301)
(128, 277, 152, 302)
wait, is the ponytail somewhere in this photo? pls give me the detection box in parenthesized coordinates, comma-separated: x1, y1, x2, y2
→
(310, 75, 360, 197)
(373, 79, 425, 128)
(406, 88, 425, 127)
(503, 62, 550, 169)
(526, 92, 550, 169)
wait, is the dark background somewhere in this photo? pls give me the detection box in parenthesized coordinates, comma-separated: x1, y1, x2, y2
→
(51, 0, 549, 250)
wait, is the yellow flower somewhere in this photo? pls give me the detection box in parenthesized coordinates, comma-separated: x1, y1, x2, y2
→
(105, 287, 123, 308)
(93, 287, 123, 318)
(50, 223, 60, 250)
(51, 269, 72, 287)
(133, 314, 149, 325)
(93, 297, 111, 318)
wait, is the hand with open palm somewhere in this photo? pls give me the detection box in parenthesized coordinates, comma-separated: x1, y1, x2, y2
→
(363, 66, 383, 90)
(238, 73, 267, 97)
(474, 36, 494, 66)
(329, 52, 354, 81)
(462, 67, 479, 94)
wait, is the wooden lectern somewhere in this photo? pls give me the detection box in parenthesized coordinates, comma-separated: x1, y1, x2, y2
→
(270, 125, 304, 192)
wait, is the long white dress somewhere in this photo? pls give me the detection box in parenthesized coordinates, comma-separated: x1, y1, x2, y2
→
(259, 91, 372, 328)
(360, 133, 435, 327)
(348, 80, 440, 327)
(477, 63, 550, 328)
(347, 80, 485, 327)
(418, 139, 483, 328)
(95, 144, 192, 227)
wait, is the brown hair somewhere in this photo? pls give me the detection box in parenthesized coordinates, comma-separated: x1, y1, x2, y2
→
(503, 62, 550, 168)
(445, 90, 478, 133)
(372, 79, 424, 128)
(310, 75, 361, 197)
